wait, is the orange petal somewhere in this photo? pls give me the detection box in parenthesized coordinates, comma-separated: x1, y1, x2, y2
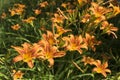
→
(22, 43, 31, 53)
(54, 51, 66, 58)
(78, 49, 83, 54)
(32, 43, 41, 56)
(92, 67, 97, 72)
(78, 35, 83, 43)
(27, 61, 34, 68)
(101, 72, 107, 77)
(47, 31, 53, 37)
(103, 62, 108, 68)
(105, 69, 111, 73)
(11, 46, 24, 55)
(80, 43, 88, 50)
(48, 58, 54, 67)
(13, 55, 23, 63)
(92, 60, 101, 67)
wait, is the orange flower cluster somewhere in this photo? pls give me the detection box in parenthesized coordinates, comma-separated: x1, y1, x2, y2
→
(81, 2, 119, 37)
(7, 0, 120, 78)
(90, 2, 110, 18)
(12, 31, 102, 68)
(63, 34, 88, 54)
(9, 3, 25, 16)
(82, 56, 111, 77)
(81, 2, 120, 23)
(12, 30, 66, 68)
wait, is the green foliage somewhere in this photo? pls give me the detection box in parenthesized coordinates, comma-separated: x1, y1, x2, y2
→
(0, 0, 120, 80)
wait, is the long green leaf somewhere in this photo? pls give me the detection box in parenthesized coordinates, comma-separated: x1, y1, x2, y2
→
(71, 73, 94, 79)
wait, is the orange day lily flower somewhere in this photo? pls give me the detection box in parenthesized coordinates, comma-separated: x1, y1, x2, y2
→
(12, 70, 24, 80)
(61, 3, 68, 8)
(61, 2, 71, 8)
(38, 41, 65, 67)
(101, 21, 118, 38)
(92, 60, 111, 77)
(90, 2, 110, 18)
(11, 24, 21, 30)
(52, 13, 65, 23)
(63, 35, 88, 54)
(94, 16, 106, 24)
(39, 1, 48, 8)
(54, 24, 71, 38)
(109, 3, 120, 16)
(84, 33, 101, 51)
(34, 9, 41, 15)
(40, 30, 56, 45)
(22, 17, 36, 24)
(12, 42, 41, 68)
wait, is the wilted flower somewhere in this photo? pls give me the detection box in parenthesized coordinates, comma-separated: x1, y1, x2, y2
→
(12, 70, 24, 80)
(11, 24, 21, 30)
(1, 12, 6, 19)
(66, 9, 75, 14)
(12, 43, 41, 68)
(63, 35, 88, 54)
(101, 53, 111, 61)
(82, 56, 95, 66)
(81, 14, 91, 23)
(92, 60, 111, 77)
(39, 26, 46, 31)
(14, 3, 25, 9)
(50, 1, 56, 6)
